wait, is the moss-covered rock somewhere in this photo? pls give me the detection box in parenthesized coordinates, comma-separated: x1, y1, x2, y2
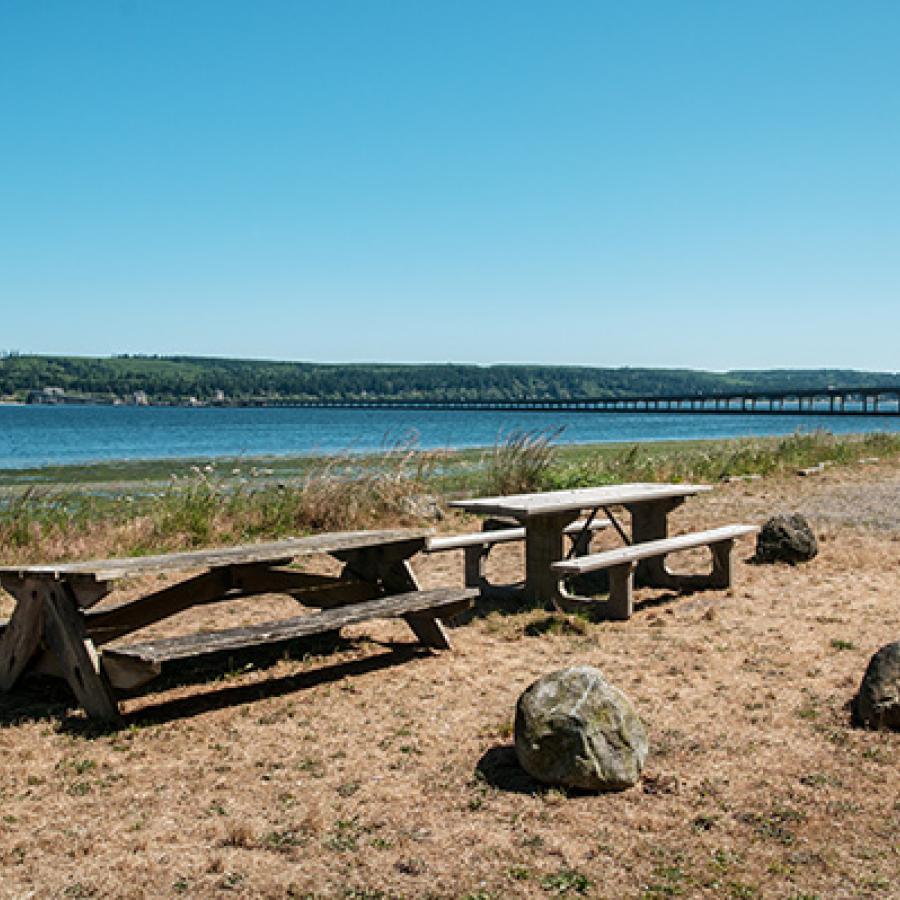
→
(514, 665, 648, 791)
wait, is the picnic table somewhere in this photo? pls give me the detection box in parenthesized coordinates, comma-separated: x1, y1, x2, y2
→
(450, 483, 757, 617)
(0, 529, 475, 723)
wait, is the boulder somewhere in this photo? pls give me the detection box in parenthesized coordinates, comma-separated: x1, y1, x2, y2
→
(853, 641, 900, 731)
(514, 665, 648, 791)
(755, 513, 818, 563)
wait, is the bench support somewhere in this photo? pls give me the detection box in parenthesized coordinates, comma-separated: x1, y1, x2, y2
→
(607, 562, 636, 621)
(336, 547, 455, 650)
(40, 583, 121, 723)
(710, 538, 735, 589)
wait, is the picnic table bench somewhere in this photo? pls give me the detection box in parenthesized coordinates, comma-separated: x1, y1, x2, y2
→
(450, 484, 758, 618)
(552, 524, 758, 619)
(0, 529, 475, 723)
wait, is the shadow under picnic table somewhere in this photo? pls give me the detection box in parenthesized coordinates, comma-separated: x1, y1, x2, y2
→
(1, 638, 426, 734)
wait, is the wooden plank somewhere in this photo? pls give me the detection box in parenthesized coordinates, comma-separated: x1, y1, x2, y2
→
(41, 583, 121, 722)
(427, 528, 527, 552)
(0, 577, 46, 691)
(84, 569, 233, 646)
(449, 484, 711, 519)
(229, 566, 380, 609)
(0, 529, 430, 582)
(552, 525, 759, 575)
(102, 588, 476, 665)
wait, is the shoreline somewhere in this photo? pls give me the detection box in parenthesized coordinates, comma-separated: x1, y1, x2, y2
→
(0, 431, 896, 490)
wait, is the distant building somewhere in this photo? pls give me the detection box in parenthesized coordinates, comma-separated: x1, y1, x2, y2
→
(212, 389, 226, 403)
(133, 390, 149, 406)
(44, 386, 65, 397)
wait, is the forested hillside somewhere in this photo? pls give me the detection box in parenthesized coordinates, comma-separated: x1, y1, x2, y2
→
(0, 354, 896, 403)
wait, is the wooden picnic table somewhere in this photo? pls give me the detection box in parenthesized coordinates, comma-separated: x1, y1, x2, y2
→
(449, 483, 714, 609)
(0, 529, 474, 723)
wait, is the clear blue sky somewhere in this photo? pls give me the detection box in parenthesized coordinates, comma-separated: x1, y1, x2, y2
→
(1, 1, 897, 371)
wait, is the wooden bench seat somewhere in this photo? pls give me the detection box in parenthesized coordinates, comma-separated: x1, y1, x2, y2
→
(551, 524, 759, 620)
(426, 517, 610, 593)
(102, 587, 476, 690)
(425, 517, 610, 553)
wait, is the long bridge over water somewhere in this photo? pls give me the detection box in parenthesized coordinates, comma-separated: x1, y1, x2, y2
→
(272, 385, 900, 416)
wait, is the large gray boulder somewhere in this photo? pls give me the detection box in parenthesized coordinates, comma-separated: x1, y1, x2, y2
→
(755, 513, 818, 563)
(514, 665, 648, 791)
(853, 641, 900, 731)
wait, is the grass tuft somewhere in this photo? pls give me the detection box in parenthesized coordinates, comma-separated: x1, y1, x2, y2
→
(481, 428, 562, 495)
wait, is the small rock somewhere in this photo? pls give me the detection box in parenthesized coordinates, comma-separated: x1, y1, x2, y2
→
(755, 513, 818, 564)
(514, 665, 648, 792)
(399, 494, 444, 521)
(853, 641, 900, 731)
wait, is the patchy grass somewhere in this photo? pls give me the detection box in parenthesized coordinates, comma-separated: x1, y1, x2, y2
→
(547, 429, 900, 489)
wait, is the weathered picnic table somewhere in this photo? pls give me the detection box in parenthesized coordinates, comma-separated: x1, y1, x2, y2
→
(450, 484, 757, 618)
(0, 529, 475, 723)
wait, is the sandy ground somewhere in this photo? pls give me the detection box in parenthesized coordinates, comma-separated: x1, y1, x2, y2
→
(0, 461, 898, 899)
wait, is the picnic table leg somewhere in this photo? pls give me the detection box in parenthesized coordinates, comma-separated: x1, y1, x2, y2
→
(336, 545, 455, 650)
(0, 577, 45, 692)
(627, 497, 685, 589)
(523, 512, 580, 609)
(383, 559, 455, 650)
(39, 581, 121, 723)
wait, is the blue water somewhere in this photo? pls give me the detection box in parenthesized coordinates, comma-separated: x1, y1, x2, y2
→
(0, 404, 897, 469)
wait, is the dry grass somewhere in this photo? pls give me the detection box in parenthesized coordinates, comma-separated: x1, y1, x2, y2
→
(0, 460, 898, 898)
(0, 445, 445, 566)
(480, 428, 563, 496)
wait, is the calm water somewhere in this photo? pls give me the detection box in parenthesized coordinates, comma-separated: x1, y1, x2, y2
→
(0, 404, 897, 469)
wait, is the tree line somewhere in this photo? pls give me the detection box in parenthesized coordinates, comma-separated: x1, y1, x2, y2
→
(0, 354, 897, 403)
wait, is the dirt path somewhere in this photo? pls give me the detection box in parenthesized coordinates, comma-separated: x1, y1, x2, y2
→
(0, 460, 897, 898)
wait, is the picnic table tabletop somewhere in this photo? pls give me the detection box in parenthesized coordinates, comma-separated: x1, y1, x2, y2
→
(0, 528, 432, 583)
(448, 482, 712, 519)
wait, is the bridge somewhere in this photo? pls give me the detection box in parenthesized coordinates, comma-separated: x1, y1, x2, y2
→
(267, 385, 900, 415)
